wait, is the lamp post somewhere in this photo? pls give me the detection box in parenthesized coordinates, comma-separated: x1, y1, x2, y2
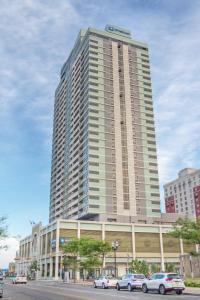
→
(112, 241, 119, 278)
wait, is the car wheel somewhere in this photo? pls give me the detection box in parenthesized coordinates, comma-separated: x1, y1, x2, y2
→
(142, 284, 148, 293)
(116, 283, 120, 291)
(176, 290, 183, 295)
(128, 284, 133, 292)
(93, 282, 97, 288)
(159, 285, 166, 295)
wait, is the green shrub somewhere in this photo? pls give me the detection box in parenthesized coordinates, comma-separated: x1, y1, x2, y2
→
(184, 278, 200, 288)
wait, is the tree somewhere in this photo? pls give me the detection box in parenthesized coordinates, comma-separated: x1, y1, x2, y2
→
(150, 263, 160, 273)
(89, 240, 111, 270)
(62, 237, 112, 281)
(169, 217, 200, 249)
(131, 259, 149, 276)
(30, 260, 40, 271)
(80, 256, 101, 279)
(63, 256, 80, 280)
(29, 260, 40, 279)
(62, 238, 80, 282)
(0, 217, 7, 251)
(165, 262, 176, 272)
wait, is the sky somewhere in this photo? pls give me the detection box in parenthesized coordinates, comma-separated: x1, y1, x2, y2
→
(0, 0, 200, 267)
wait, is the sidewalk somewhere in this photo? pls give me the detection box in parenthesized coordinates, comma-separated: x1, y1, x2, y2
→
(36, 279, 92, 285)
(60, 280, 92, 285)
(185, 287, 200, 296)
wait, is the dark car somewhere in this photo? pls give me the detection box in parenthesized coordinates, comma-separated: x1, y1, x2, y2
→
(0, 282, 3, 298)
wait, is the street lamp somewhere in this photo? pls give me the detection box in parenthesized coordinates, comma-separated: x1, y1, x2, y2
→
(112, 241, 119, 278)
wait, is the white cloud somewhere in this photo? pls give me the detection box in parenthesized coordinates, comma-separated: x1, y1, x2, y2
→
(0, 238, 19, 269)
(0, 0, 81, 149)
(153, 9, 200, 188)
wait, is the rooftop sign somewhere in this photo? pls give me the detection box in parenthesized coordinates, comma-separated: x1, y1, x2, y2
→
(105, 25, 131, 38)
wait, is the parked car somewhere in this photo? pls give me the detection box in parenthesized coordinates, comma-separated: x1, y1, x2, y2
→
(0, 282, 3, 298)
(12, 275, 27, 284)
(93, 275, 118, 289)
(116, 273, 145, 291)
(142, 273, 185, 295)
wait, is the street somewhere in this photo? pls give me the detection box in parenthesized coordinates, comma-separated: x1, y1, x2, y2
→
(3, 281, 200, 300)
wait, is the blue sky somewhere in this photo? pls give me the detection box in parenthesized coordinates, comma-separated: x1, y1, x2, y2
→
(1, 0, 200, 265)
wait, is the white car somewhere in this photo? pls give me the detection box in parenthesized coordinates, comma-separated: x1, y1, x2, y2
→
(142, 273, 185, 295)
(93, 275, 118, 289)
(116, 273, 145, 291)
(12, 275, 27, 284)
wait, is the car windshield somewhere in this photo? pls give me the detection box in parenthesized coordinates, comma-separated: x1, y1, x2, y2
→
(132, 274, 145, 279)
(106, 276, 116, 279)
(167, 274, 181, 279)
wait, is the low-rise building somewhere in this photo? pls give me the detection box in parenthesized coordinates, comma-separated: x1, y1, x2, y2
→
(164, 168, 200, 219)
(8, 262, 15, 275)
(16, 218, 196, 280)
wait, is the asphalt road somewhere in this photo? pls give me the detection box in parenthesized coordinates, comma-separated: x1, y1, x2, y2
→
(3, 281, 200, 300)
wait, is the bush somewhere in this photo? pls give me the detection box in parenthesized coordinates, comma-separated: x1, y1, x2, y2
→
(184, 278, 200, 288)
(131, 259, 149, 276)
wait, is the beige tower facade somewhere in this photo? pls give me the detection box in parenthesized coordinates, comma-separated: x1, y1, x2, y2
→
(49, 25, 160, 223)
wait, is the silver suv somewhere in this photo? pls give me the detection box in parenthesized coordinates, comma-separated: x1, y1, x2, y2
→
(116, 273, 145, 291)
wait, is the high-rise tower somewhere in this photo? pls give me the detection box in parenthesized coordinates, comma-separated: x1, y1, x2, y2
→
(49, 25, 160, 223)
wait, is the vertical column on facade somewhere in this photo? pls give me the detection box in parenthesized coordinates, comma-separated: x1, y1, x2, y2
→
(159, 226, 165, 271)
(102, 223, 106, 268)
(76, 222, 80, 281)
(24, 243, 27, 261)
(131, 224, 136, 260)
(44, 233, 48, 278)
(39, 237, 42, 279)
(180, 238, 185, 276)
(123, 45, 137, 216)
(112, 41, 124, 215)
(180, 238, 184, 255)
(77, 222, 80, 238)
(55, 220, 60, 280)
(38, 233, 41, 279)
(50, 230, 53, 278)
